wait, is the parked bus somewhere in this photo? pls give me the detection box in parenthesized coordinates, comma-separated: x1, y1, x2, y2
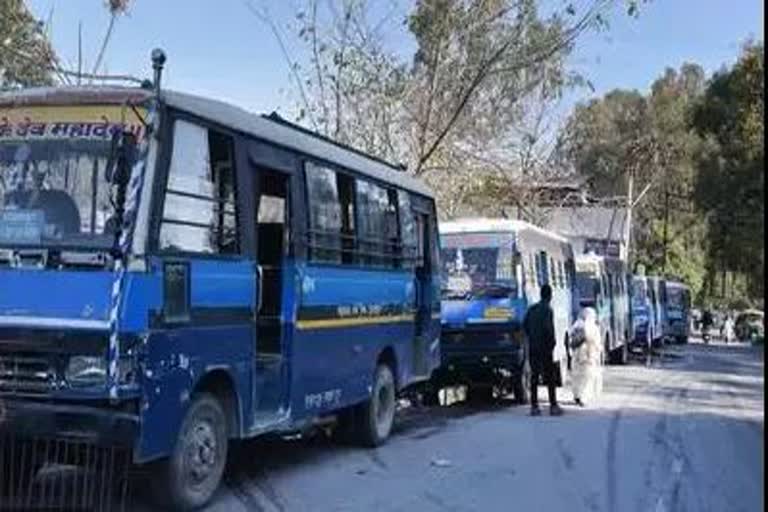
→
(574, 254, 630, 364)
(437, 219, 575, 404)
(630, 275, 652, 353)
(647, 275, 668, 346)
(665, 280, 691, 344)
(0, 70, 441, 508)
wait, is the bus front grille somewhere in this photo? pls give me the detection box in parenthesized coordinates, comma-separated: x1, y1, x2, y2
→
(0, 353, 55, 395)
(0, 434, 133, 511)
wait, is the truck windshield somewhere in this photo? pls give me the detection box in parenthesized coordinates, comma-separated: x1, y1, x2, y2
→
(0, 103, 146, 250)
(440, 245, 517, 299)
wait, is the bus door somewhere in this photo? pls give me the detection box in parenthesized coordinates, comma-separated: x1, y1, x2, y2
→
(251, 166, 293, 418)
(411, 204, 439, 379)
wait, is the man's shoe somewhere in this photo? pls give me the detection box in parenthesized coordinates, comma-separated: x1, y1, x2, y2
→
(530, 406, 542, 416)
(550, 404, 564, 416)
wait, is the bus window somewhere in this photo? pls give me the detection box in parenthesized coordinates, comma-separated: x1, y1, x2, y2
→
(336, 172, 356, 264)
(305, 163, 342, 263)
(398, 190, 418, 268)
(159, 120, 239, 254)
(356, 179, 392, 268)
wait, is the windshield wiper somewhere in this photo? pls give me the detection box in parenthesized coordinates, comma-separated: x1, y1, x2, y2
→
(442, 289, 470, 300)
(472, 282, 515, 299)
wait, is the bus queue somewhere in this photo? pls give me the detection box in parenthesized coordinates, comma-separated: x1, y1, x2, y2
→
(0, 56, 694, 510)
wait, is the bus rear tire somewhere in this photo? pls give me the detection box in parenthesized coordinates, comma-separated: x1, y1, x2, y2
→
(357, 364, 396, 447)
(153, 393, 228, 511)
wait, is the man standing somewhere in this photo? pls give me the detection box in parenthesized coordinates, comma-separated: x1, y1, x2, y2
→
(523, 284, 564, 416)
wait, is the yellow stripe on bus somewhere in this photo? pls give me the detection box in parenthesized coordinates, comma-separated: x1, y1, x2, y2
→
(296, 314, 415, 330)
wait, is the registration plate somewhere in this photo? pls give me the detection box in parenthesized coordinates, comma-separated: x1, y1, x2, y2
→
(484, 307, 512, 320)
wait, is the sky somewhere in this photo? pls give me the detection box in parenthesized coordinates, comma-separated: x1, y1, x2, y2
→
(26, 0, 765, 121)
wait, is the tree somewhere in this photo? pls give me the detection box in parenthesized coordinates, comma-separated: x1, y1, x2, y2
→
(0, 0, 57, 88)
(247, 0, 643, 219)
(91, 0, 132, 77)
(559, 63, 709, 298)
(692, 42, 764, 302)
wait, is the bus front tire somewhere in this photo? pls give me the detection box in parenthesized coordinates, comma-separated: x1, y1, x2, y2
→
(357, 364, 396, 447)
(512, 368, 530, 404)
(154, 393, 229, 511)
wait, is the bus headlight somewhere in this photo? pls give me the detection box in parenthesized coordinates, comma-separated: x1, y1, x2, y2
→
(66, 356, 107, 386)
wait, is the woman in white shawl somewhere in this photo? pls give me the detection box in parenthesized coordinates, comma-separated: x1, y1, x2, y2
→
(569, 307, 603, 406)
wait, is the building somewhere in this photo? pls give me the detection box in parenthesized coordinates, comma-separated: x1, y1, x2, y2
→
(542, 206, 629, 260)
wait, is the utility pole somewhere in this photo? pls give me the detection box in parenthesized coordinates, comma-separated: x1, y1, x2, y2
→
(661, 182, 669, 274)
(623, 170, 634, 263)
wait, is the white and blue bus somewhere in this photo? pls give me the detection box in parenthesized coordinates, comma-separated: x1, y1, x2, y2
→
(647, 275, 668, 346)
(664, 280, 691, 344)
(437, 219, 575, 403)
(0, 61, 440, 508)
(575, 254, 630, 364)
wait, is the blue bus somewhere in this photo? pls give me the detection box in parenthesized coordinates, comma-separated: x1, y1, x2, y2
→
(664, 280, 691, 344)
(647, 275, 668, 346)
(0, 76, 440, 507)
(630, 275, 662, 353)
(436, 219, 575, 404)
(574, 254, 630, 364)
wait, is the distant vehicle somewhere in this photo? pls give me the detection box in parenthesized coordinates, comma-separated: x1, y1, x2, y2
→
(665, 281, 691, 344)
(575, 254, 630, 364)
(690, 308, 702, 332)
(735, 309, 764, 342)
(0, 79, 440, 508)
(437, 219, 575, 404)
(630, 275, 661, 353)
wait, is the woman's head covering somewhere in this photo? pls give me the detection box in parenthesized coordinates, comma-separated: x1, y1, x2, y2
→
(578, 307, 598, 324)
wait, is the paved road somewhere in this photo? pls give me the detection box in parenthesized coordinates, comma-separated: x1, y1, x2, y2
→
(129, 340, 764, 512)
(197, 340, 764, 512)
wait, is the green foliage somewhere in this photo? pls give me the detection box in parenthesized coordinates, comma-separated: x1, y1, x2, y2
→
(561, 44, 763, 305)
(692, 42, 764, 301)
(0, 0, 56, 88)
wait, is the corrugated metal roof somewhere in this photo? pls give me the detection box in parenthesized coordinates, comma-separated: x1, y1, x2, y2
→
(543, 206, 628, 241)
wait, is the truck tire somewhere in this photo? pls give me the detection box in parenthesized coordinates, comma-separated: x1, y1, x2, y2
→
(357, 364, 396, 447)
(153, 393, 229, 511)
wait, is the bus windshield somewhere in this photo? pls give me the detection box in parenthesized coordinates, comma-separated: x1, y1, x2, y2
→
(440, 245, 517, 299)
(576, 273, 599, 306)
(632, 278, 647, 308)
(0, 104, 146, 250)
(667, 287, 687, 310)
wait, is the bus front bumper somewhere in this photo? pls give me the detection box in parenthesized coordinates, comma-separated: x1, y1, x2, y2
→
(0, 398, 138, 448)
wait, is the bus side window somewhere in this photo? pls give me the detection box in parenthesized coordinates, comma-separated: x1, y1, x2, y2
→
(398, 190, 417, 269)
(159, 120, 239, 255)
(305, 163, 342, 264)
(356, 178, 392, 268)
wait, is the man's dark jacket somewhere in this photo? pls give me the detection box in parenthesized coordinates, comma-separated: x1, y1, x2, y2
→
(523, 301, 556, 361)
